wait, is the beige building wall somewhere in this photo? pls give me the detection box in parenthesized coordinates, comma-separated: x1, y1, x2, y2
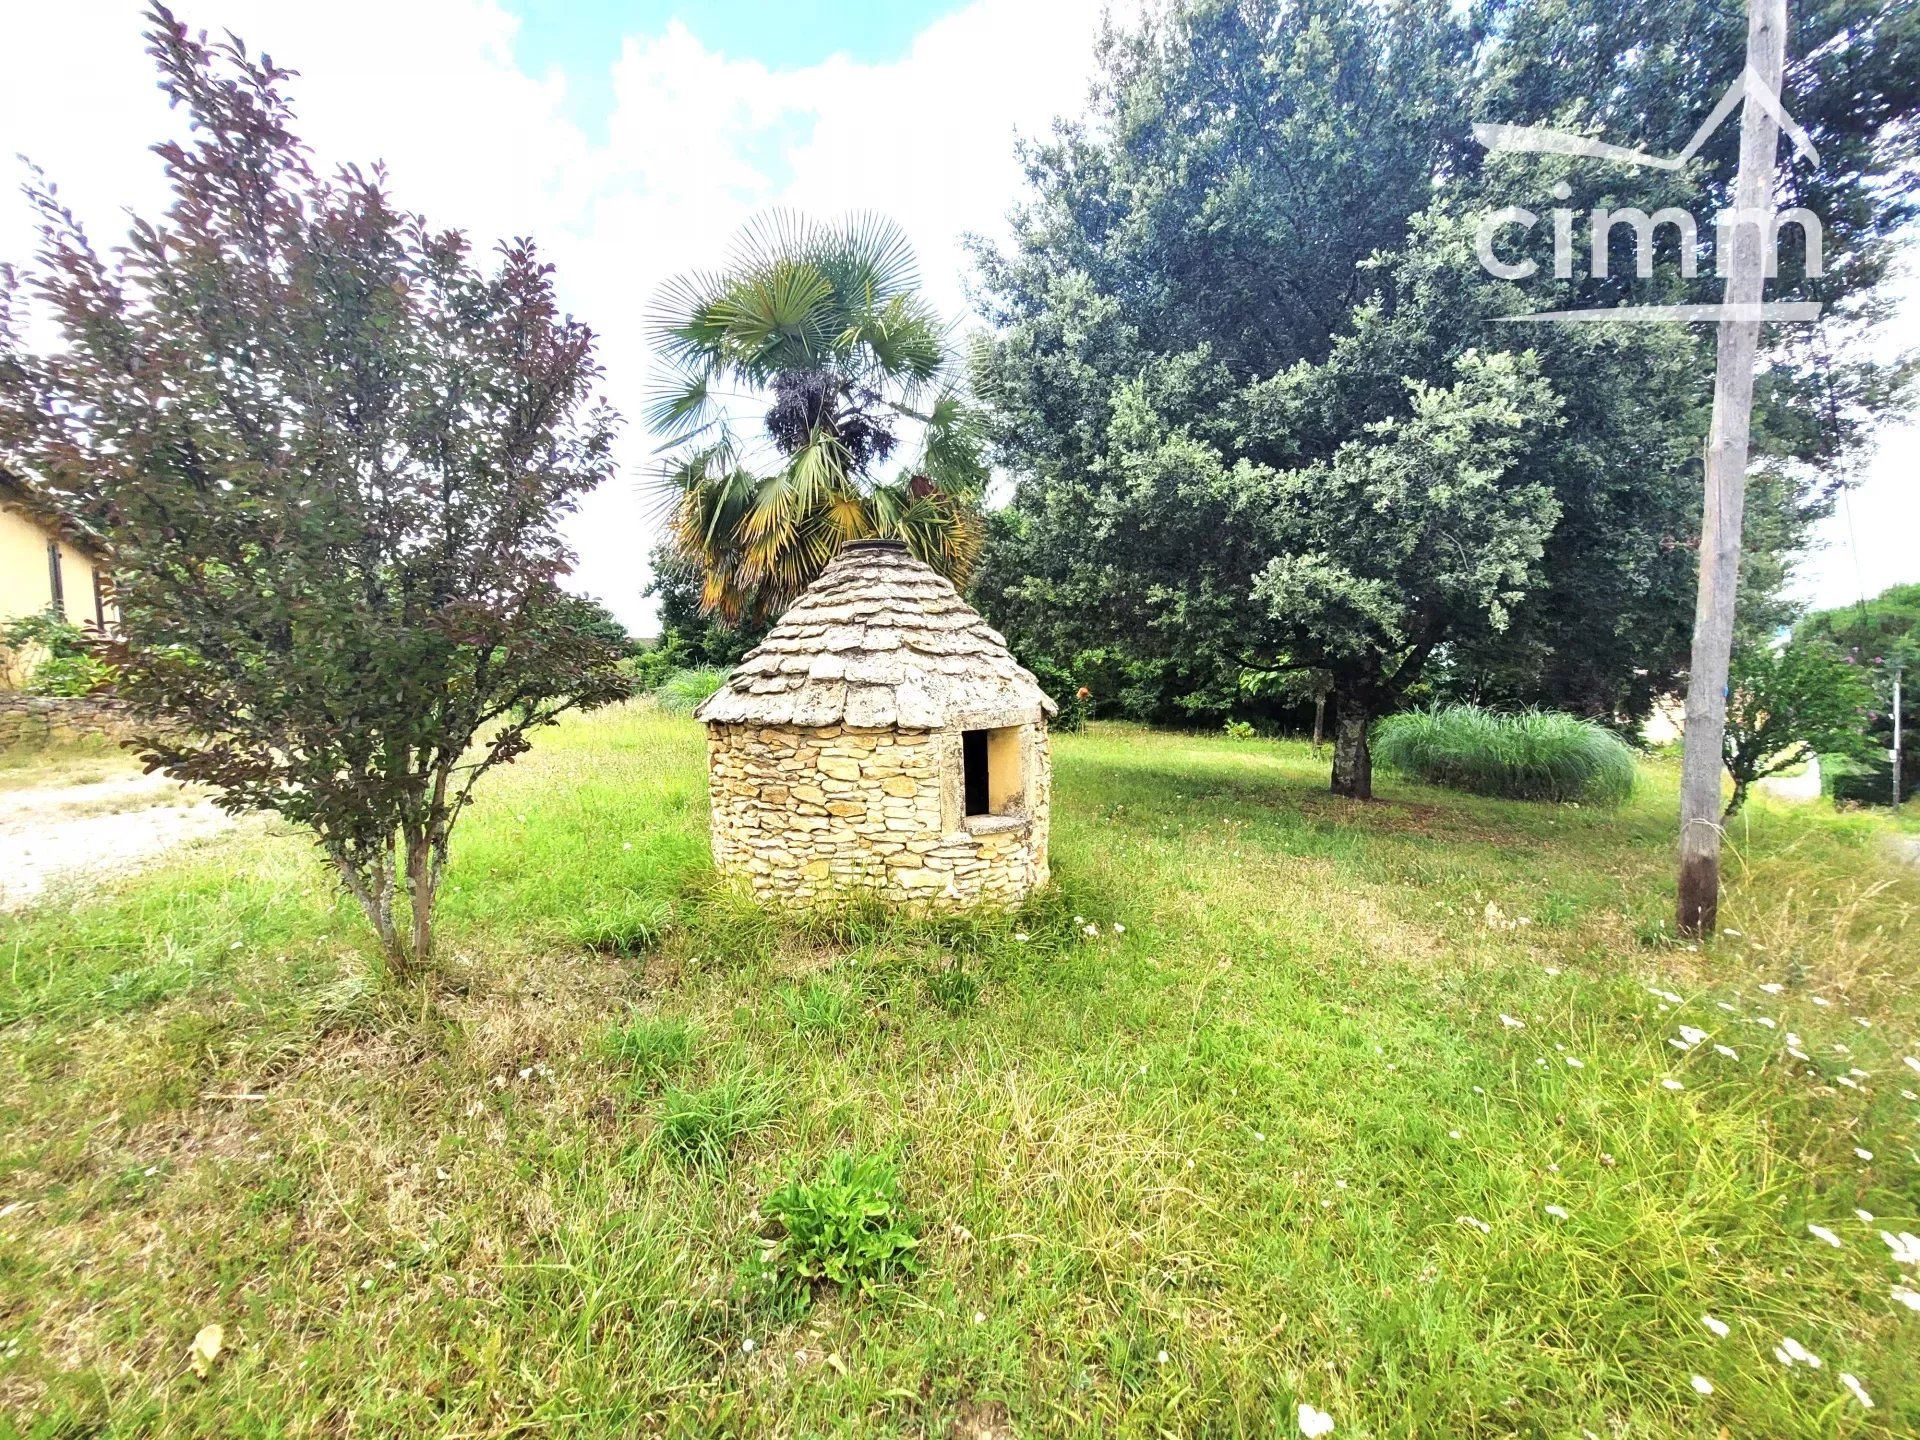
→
(707, 720, 1051, 910)
(0, 503, 111, 630)
(1, 503, 115, 687)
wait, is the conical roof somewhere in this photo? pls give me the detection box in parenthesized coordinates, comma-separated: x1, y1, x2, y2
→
(694, 540, 1057, 730)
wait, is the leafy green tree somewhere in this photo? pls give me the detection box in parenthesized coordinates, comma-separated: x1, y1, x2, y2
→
(971, 0, 1919, 778)
(0, 7, 630, 977)
(1722, 638, 1877, 817)
(649, 213, 987, 622)
(643, 542, 769, 671)
(1798, 584, 1920, 805)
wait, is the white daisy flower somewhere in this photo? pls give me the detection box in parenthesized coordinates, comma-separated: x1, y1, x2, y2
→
(741, 1338, 756, 1354)
(1878, 1230, 1920, 1266)
(1689, 1375, 1714, 1396)
(1775, 1336, 1823, 1368)
(1296, 1402, 1335, 1438)
(1156, 1349, 1169, 1364)
(1701, 1314, 1730, 1338)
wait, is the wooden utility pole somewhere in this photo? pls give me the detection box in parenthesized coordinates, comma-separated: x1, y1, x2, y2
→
(1677, 0, 1790, 936)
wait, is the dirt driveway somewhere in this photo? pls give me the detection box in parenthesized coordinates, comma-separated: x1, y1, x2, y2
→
(0, 769, 235, 910)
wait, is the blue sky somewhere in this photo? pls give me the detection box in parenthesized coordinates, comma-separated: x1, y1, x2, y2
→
(504, 0, 976, 155)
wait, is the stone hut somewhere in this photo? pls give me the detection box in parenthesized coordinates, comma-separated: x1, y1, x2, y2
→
(695, 539, 1056, 909)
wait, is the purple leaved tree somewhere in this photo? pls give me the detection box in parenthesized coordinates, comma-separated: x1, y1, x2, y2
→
(0, 6, 633, 979)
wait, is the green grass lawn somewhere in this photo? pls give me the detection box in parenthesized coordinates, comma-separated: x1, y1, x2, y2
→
(2, 705, 1916, 1437)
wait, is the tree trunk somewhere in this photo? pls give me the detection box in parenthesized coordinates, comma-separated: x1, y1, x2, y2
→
(1312, 693, 1326, 755)
(1331, 700, 1372, 799)
(404, 832, 436, 973)
(1722, 780, 1749, 821)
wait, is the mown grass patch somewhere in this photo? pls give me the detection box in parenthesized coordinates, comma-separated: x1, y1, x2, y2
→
(1, 704, 1916, 1436)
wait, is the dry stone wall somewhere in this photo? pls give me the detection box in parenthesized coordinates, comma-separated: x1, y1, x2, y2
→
(0, 693, 144, 751)
(706, 721, 1050, 909)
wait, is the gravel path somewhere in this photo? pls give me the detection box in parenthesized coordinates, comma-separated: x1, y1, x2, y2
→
(0, 771, 235, 910)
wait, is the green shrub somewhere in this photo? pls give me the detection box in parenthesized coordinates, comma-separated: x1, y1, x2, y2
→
(653, 1075, 771, 1167)
(1371, 705, 1636, 806)
(600, 1014, 696, 1084)
(2, 609, 113, 696)
(1222, 718, 1257, 741)
(754, 1151, 920, 1303)
(652, 666, 729, 715)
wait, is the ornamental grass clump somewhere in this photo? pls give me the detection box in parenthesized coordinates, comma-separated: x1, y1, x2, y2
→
(1371, 705, 1636, 805)
(652, 666, 729, 715)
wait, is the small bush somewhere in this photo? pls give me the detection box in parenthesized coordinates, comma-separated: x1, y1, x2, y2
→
(1221, 719, 1257, 741)
(653, 666, 729, 715)
(653, 1075, 771, 1167)
(600, 1014, 696, 1083)
(1371, 705, 1636, 805)
(2, 609, 113, 696)
(754, 1151, 921, 1303)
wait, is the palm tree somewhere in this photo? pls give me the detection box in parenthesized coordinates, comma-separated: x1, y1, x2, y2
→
(646, 212, 988, 622)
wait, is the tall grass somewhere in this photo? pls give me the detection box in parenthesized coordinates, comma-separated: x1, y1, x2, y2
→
(651, 665, 729, 715)
(1372, 704, 1637, 805)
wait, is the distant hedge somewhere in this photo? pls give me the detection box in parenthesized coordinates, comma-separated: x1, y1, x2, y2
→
(1372, 705, 1636, 806)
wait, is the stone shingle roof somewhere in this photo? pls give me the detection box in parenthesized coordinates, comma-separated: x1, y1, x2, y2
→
(694, 539, 1057, 730)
